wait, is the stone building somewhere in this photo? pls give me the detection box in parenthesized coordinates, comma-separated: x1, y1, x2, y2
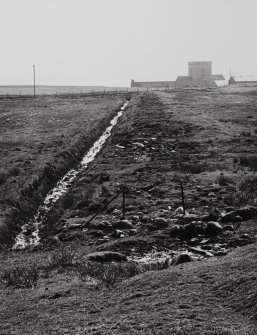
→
(131, 61, 225, 89)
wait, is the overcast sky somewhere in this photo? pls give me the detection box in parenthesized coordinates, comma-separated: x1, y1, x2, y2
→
(1, 0, 257, 86)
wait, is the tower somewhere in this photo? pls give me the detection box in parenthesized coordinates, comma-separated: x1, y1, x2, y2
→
(188, 61, 212, 80)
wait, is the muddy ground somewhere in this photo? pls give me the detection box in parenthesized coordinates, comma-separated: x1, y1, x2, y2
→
(1, 87, 257, 334)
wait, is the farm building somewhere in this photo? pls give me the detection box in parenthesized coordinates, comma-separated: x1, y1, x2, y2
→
(131, 79, 175, 89)
(131, 61, 226, 89)
(229, 75, 257, 85)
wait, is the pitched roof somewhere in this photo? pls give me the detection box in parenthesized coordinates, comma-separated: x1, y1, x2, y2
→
(176, 76, 193, 82)
(230, 75, 257, 82)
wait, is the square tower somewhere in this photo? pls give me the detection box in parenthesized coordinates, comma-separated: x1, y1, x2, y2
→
(188, 61, 212, 80)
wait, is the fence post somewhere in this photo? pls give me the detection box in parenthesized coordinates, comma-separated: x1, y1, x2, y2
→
(122, 186, 126, 220)
(180, 180, 186, 215)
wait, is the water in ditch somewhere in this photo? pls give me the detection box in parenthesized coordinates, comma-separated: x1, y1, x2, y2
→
(13, 100, 129, 249)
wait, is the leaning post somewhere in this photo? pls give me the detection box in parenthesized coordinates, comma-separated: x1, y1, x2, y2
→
(122, 185, 126, 220)
(180, 180, 186, 215)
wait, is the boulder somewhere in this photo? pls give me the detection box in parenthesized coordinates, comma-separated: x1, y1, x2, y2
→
(63, 218, 85, 230)
(110, 229, 126, 238)
(235, 206, 257, 221)
(179, 214, 200, 224)
(201, 211, 220, 222)
(113, 220, 133, 230)
(152, 217, 169, 229)
(170, 225, 183, 238)
(131, 215, 140, 223)
(85, 251, 127, 263)
(170, 222, 204, 239)
(204, 221, 223, 236)
(220, 212, 242, 223)
(89, 221, 113, 232)
(172, 253, 193, 266)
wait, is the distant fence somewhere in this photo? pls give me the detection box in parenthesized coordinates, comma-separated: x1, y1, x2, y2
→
(0, 86, 174, 98)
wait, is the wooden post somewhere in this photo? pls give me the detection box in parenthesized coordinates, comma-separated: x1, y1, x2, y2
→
(33, 65, 36, 98)
(180, 180, 185, 215)
(122, 186, 125, 220)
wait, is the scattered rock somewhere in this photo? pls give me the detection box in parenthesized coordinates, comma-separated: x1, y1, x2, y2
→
(86, 230, 104, 238)
(223, 225, 235, 232)
(131, 215, 140, 223)
(85, 251, 127, 263)
(109, 229, 125, 238)
(220, 212, 242, 223)
(172, 207, 188, 217)
(202, 211, 220, 222)
(113, 219, 133, 230)
(89, 221, 113, 232)
(179, 214, 200, 224)
(152, 217, 169, 229)
(188, 246, 214, 257)
(127, 229, 137, 236)
(172, 253, 193, 265)
(170, 225, 183, 238)
(235, 206, 257, 221)
(204, 221, 223, 236)
(63, 218, 85, 230)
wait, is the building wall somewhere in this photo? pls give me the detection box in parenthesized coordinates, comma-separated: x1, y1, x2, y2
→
(188, 61, 212, 80)
(131, 80, 175, 88)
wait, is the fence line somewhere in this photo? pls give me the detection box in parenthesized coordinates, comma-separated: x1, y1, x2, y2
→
(0, 87, 175, 98)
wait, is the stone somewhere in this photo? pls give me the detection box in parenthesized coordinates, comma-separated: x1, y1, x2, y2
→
(110, 229, 125, 238)
(188, 246, 214, 257)
(58, 230, 87, 241)
(179, 214, 200, 224)
(204, 221, 223, 236)
(86, 230, 104, 237)
(127, 229, 137, 236)
(220, 212, 242, 223)
(223, 225, 235, 232)
(141, 216, 148, 223)
(89, 221, 113, 232)
(170, 225, 182, 238)
(152, 217, 169, 229)
(172, 253, 193, 266)
(235, 206, 257, 221)
(201, 211, 220, 222)
(113, 220, 133, 230)
(63, 218, 86, 230)
(131, 215, 140, 223)
(85, 251, 127, 263)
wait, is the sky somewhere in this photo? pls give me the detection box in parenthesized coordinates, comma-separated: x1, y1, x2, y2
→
(0, 0, 257, 86)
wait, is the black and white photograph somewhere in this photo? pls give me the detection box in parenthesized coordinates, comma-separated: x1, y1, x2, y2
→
(0, 0, 257, 334)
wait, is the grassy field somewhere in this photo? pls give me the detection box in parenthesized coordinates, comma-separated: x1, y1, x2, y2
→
(1, 86, 257, 334)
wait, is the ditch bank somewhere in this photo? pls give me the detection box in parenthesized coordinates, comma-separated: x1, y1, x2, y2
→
(0, 95, 132, 249)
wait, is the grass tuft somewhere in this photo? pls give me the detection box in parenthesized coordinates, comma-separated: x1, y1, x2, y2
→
(239, 155, 257, 170)
(47, 244, 76, 269)
(0, 264, 39, 288)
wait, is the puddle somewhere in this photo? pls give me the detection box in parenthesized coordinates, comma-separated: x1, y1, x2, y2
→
(130, 250, 203, 265)
(13, 101, 129, 249)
